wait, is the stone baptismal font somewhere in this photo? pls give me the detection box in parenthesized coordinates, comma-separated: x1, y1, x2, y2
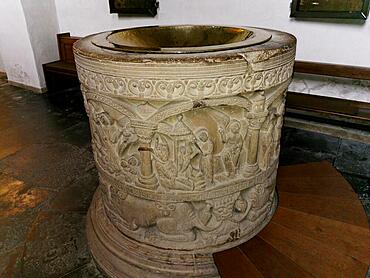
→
(74, 25, 296, 277)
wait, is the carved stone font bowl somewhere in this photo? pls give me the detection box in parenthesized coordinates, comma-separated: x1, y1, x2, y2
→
(93, 25, 271, 53)
(74, 25, 296, 278)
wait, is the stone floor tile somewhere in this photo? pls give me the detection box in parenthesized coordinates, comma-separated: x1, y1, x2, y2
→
(359, 198, 370, 224)
(341, 173, 370, 199)
(48, 169, 99, 213)
(334, 139, 370, 178)
(63, 260, 104, 278)
(0, 173, 51, 255)
(0, 246, 23, 277)
(279, 146, 336, 166)
(22, 211, 90, 278)
(0, 173, 50, 218)
(0, 211, 36, 257)
(0, 143, 94, 190)
(58, 121, 92, 148)
(281, 127, 341, 155)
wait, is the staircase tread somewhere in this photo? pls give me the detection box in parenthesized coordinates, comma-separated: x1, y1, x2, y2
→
(278, 191, 369, 228)
(271, 206, 370, 264)
(277, 176, 358, 200)
(214, 247, 263, 278)
(215, 162, 369, 278)
(277, 161, 340, 178)
(258, 222, 368, 278)
(240, 236, 314, 278)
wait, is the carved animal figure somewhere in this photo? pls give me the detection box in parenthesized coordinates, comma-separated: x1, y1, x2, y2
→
(242, 183, 274, 221)
(109, 192, 221, 242)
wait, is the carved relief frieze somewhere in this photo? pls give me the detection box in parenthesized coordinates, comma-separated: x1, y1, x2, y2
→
(81, 76, 285, 251)
(76, 60, 294, 101)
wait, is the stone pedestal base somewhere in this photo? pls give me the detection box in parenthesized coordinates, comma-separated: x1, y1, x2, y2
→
(87, 190, 278, 278)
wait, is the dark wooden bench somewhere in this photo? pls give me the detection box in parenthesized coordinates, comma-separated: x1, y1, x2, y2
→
(43, 33, 80, 93)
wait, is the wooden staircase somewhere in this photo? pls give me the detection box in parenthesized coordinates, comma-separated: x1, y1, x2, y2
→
(214, 161, 370, 277)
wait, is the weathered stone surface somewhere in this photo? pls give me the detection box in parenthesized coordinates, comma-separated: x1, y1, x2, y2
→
(58, 121, 92, 148)
(49, 169, 99, 212)
(63, 260, 104, 278)
(360, 198, 370, 223)
(0, 143, 94, 190)
(74, 26, 296, 277)
(0, 246, 23, 277)
(335, 139, 370, 178)
(0, 173, 50, 255)
(0, 173, 50, 218)
(0, 212, 34, 256)
(342, 173, 370, 199)
(0, 84, 87, 160)
(279, 146, 337, 166)
(282, 127, 341, 156)
(22, 211, 90, 278)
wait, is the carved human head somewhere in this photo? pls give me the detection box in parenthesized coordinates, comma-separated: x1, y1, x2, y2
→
(229, 120, 241, 133)
(197, 128, 209, 142)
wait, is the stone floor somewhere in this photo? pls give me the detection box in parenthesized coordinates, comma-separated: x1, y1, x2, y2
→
(0, 75, 369, 277)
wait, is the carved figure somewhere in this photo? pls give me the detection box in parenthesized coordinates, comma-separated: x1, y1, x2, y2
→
(272, 103, 285, 158)
(112, 118, 137, 157)
(259, 112, 276, 170)
(151, 136, 177, 190)
(195, 128, 214, 187)
(219, 120, 243, 177)
(120, 155, 140, 183)
(177, 142, 197, 181)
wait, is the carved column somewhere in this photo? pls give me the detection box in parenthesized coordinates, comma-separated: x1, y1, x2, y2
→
(132, 121, 158, 189)
(244, 92, 268, 175)
(74, 26, 296, 278)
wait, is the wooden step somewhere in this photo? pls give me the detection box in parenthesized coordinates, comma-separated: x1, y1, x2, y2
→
(272, 207, 370, 264)
(214, 161, 370, 278)
(214, 247, 263, 278)
(240, 236, 313, 278)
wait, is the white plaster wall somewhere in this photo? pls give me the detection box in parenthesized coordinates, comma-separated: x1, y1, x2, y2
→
(0, 52, 5, 72)
(0, 0, 41, 88)
(55, 0, 370, 68)
(21, 0, 60, 88)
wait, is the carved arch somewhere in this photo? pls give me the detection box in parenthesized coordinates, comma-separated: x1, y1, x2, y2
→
(85, 92, 141, 119)
(148, 95, 252, 123)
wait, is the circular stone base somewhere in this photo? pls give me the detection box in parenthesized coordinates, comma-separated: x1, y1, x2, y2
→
(86, 190, 278, 278)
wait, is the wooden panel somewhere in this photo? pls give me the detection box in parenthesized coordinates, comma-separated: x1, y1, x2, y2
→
(259, 222, 368, 278)
(277, 176, 358, 200)
(56, 33, 79, 64)
(214, 247, 263, 278)
(240, 236, 313, 278)
(294, 60, 370, 80)
(278, 192, 369, 228)
(277, 161, 341, 179)
(272, 207, 370, 264)
(43, 61, 77, 75)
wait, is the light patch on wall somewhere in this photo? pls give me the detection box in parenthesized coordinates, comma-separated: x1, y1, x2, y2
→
(9, 64, 30, 85)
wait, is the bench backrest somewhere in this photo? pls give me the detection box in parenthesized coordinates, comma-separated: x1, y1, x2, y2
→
(57, 33, 80, 64)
